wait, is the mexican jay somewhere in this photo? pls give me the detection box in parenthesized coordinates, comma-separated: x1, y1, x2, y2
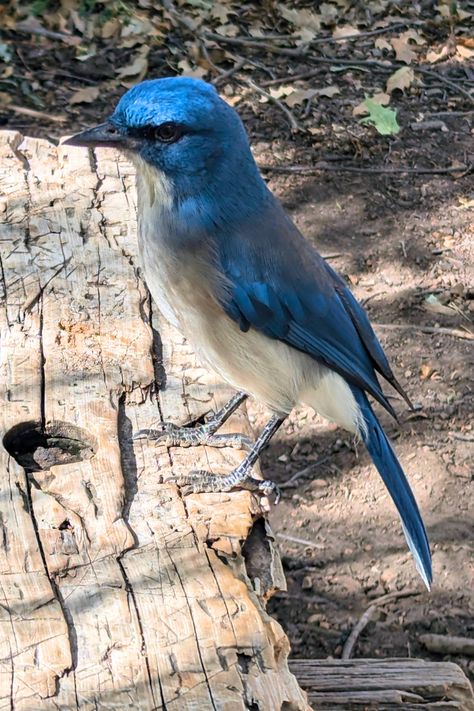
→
(65, 77, 432, 588)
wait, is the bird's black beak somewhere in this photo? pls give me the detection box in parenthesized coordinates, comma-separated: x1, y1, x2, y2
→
(63, 122, 125, 148)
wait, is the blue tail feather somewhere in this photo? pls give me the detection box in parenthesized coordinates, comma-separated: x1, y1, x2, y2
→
(352, 388, 432, 590)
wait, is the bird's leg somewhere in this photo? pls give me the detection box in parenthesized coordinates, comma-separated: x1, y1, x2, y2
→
(168, 414, 285, 501)
(134, 391, 250, 449)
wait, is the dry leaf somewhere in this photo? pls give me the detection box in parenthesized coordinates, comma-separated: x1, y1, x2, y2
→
(210, 5, 235, 22)
(116, 47, 149, 80)
(279, 5, 321, 32)
(353, 92, 389, 116)
(449, 159, 468, 178)
(215, 23, 239, 37)
(332, 24, 360, 39)
(390, 35, 416, 63)
(436, 1, 472, 20)
(458, 196, 474, 209)
(283, 90, 310, 107)
(69, 9, 86, 35)
(121, 18, 154, 38)
(177, 58, 208, 79)
(269, 86, 294, 100)
(457, 36, 474, 48)
(426, 45, 450, 63)
(386, 66, 415, 93)
(404, 29, 426, 45)
(101, 19, 120, 39)
(319, 2, 338, 24)
(1, 65, 13, 79)
(390, 29, 425, 63)
(316, 85, 340, 98)
(374, 37, 392, 51)
(296, 27, 318, 44)
(248, 26, 264, 38)
(259, 85, 293, 104)
(420, 362, 436, 380)
(69, 86, 100, 105)
(457, 44, 474, 59)
(223, 94, 242, 107)
(283, 85, 340, 107)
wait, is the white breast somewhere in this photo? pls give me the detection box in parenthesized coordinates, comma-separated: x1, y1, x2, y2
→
(135, 159, 181, 327)
(134, 159, 363, 434)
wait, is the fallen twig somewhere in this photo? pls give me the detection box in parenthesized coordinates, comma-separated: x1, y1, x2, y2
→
(342, 590, 422, 660)
(243, 78, 302, 132)
(449, 432, 474, 442)
(212, 58, 246, 86)
(203, 32, 305, 58)
(14, 20, 80, 45)
(321, 252, 345, 259)
(416, 65, 474, 105)
(420, 634, 474, 657)
(7, 104, 67, 123)
(260, 162, 473, 176)
(374, 323, 474, 340)
(261, 69, 327, 87)
(276, 533, 325, 550)
(428, 110, 474, 117)
(279, 455, 332, 489)
(310, 21, 427, 44)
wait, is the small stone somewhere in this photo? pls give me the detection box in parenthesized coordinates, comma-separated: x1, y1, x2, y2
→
(302, 575, 313, 590)
(312, 478, 328, 488)
(380, 566, 397, 585)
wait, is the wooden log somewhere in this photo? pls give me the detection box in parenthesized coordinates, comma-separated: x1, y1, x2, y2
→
(290, 658, 474, 710)
(0, 131, 310, 710)
(420, 635, 474, 657)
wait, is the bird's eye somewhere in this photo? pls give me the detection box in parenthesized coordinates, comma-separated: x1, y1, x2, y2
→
(154, 122, 182, 143)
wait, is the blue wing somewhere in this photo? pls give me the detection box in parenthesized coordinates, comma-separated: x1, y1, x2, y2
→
(216, 200, 431, 587)
(219, 206, 406, 417)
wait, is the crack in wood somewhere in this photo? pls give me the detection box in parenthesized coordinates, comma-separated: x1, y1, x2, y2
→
(116, 556, 165, 710)
(24, 470, 78, 676)
(167, 552, 218, 711)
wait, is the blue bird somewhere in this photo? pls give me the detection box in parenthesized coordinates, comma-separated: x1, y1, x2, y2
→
(65, 77, 432, 589)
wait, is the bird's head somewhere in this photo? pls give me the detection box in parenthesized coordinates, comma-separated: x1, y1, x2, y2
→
(65, 77, 254, 193)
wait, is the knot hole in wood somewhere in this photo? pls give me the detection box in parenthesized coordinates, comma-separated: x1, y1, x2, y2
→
(3, 420, 97, 472)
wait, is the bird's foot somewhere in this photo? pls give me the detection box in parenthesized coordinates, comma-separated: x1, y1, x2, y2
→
(134, 423, 252, 450)
(166, 466, 280, 503)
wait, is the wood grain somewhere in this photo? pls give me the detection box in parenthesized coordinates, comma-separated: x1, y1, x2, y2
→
(291, 658, 474, 710)
(0, 131, 308, 710)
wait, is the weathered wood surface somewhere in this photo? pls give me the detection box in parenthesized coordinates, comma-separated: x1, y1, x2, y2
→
(0, 131, 310, 710)
(291, 658, 474, 710)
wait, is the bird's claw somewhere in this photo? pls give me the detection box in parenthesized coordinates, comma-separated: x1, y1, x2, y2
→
(133, 423, 253, 450)
(133, 423, 201, 447)
(164, 470, 280, 503)
(256, 479, 281, 504)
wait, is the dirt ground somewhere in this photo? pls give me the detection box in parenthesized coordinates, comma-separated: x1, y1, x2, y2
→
(1, 0, 473, 686)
